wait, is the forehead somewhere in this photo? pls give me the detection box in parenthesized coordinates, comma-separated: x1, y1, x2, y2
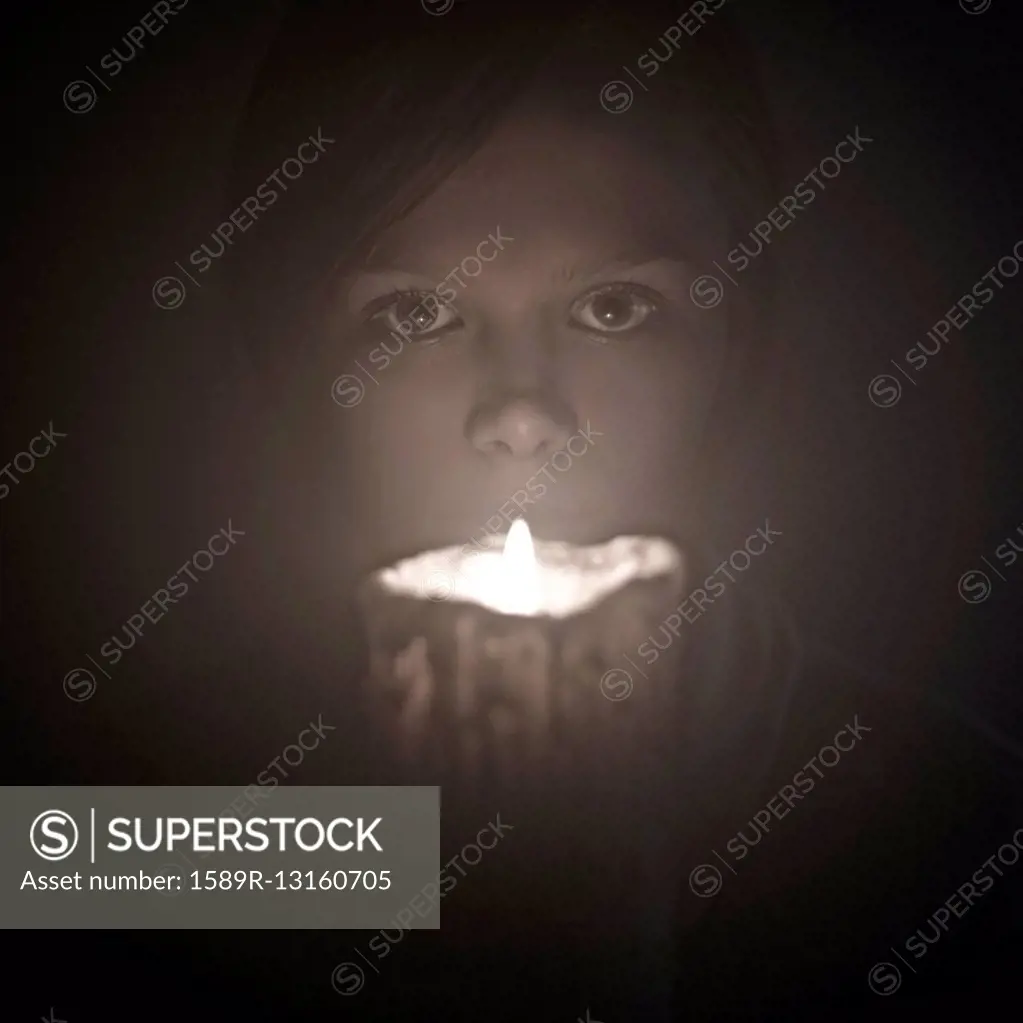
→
(364, 112, 726, 271)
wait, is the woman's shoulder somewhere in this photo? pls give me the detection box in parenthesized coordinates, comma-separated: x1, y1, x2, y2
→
(716, 583, 1023, 801)
(680, 596, 1022, 1013)
(784, 632, 1023, 795)
(757, 621, 1022, 872)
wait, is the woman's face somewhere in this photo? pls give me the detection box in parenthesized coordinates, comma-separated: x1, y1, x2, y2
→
(330, 109, 729, 571)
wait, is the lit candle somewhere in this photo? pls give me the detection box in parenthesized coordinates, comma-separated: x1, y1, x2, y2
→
(359, 518, 687, 781)
(358, 518, 688, 1020)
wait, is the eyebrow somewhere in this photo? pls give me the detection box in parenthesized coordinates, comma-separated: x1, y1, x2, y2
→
(341, 250, 701, 316)
(551, 251, 699, 282)
(353, 250, 699, 280)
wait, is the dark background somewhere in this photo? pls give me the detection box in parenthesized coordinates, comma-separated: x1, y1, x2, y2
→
(2, 0, 1021, 1019)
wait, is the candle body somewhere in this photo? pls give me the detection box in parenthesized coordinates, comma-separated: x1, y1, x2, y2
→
(359, 567, 686, 784)
(358, 559, 688, 1019)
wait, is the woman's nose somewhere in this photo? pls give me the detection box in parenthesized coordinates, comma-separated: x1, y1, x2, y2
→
(467, 391, 577, 460)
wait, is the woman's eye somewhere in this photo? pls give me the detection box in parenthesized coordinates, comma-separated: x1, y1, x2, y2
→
(366, 290, 461, 340)
(569, 285, 658, 334)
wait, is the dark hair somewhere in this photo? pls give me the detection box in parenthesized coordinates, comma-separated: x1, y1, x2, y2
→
(226, 0, 784, 512)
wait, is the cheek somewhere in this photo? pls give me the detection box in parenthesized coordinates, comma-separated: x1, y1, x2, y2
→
(334, 357, 471, 502)
(558, 342, 721, 529)
(568, 343, 719, 466)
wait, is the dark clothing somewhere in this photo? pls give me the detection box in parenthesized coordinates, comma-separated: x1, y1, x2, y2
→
(392, 580, 1023, 1022)
(20, 571, 1022, 1022)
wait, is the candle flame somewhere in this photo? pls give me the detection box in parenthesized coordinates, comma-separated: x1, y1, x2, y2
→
(501, 518, 540, 615)
(504, 516, 535, 565)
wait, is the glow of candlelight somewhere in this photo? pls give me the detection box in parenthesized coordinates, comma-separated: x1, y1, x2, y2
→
(378, 524, 681, 619)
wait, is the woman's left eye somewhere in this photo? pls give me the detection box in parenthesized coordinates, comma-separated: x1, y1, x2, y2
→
(569, 284, 659, 334)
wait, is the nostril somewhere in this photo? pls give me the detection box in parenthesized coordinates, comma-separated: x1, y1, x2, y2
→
(467, 392, 578, 460)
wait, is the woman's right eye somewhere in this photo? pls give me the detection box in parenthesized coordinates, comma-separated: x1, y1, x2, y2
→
(364, 289, 462, 342)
